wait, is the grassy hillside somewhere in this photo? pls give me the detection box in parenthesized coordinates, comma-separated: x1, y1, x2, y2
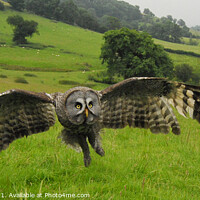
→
(154, 38, 200, 72)
(1, 9, 200, 74)
(154, 38, 200, 54)
(0, 9, 200, 200)
(0, 10, 103, 71)
(0, 9, 107, 93)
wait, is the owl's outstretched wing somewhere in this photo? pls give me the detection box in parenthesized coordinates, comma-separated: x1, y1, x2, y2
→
(0, 89, 56, 151)
(99, 77, 200, 134)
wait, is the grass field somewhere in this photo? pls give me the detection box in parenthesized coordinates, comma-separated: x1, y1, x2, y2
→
(154, 39, 200, 72)
(1, 8, 200, 200)
(0, 10, 103, 71)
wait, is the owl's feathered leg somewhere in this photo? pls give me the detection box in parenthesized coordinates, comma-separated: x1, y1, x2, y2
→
(60, 129, 91, 167)
(87, 132, 105, 157)
(78, 135, 91, 167)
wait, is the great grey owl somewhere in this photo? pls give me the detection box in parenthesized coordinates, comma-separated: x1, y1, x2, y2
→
(0, 77, 200, 166)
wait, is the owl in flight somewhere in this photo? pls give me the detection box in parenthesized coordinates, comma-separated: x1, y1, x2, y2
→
(0, 77, 199, 166)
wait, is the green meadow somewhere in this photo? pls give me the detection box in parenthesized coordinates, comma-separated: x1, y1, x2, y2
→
(0, 8, 200, 200)
(0, 10, 103, 71)
(154, 38, 200, 72)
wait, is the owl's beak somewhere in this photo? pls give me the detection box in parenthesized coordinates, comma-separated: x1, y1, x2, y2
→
(85, 108, 89, 118)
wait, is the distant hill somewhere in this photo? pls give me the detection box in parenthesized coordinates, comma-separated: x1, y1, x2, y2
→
(73, 0, 142, 28)
(73, 0, 192, 43)
(6, 0, 192, 43)
(0, 9, 103, 71)
(0, 8, 200, 72)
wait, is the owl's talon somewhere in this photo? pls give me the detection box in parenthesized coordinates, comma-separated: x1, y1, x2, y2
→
(96, 147, 105, 157)
(84, 156, 91, 167)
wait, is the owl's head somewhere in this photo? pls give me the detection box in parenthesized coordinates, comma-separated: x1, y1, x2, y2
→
(56, 87, 101, 126)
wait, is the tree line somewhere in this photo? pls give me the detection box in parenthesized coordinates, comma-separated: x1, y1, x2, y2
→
(7, 0, 194, 43)
(73, 0, 193, 43)
(140, 10, 191, 43)
(7, 0, 105, 32)
(0, 1, 5, 10)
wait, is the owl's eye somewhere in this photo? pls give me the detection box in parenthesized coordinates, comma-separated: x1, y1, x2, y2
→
(75, 103, 82, 109)
(88, 102, 93, 108)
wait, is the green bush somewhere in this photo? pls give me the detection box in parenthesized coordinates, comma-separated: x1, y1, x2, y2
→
(188, 38, 199, 46)
(24, 73, 37, 77)
(0, 2, 5, 10)
(15, 77, 29, 84)
(191, 73, 200, 85)
(174, 63, 200, 84)
(0, 74, 7, 78)
(59, 80, 79, 85)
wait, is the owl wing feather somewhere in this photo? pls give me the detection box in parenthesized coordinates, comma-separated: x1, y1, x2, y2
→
(99, 77, 200, 134)
(0, 89, 56, 151)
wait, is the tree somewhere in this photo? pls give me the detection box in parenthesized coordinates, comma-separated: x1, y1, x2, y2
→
(73, 0, 142, 29)
(167, 15, 173, 22)
(146, 17, 183, 43)
(8, 0, 25, 11)
(181, 25, 192, 37)
(7, 15, 39, 44)
(191, 25, 200, 31)
(175, 64, 195, 83)
(0, 1, 5, 10)
(177, 19, 186, 27)
(100, 15, 121, 31)
(77, 8, 100, 31)
(143, 8, 155, 17)
(25, 0, 60, 19)
(55, 0, 79, 24)
(100, 28, 174, 79)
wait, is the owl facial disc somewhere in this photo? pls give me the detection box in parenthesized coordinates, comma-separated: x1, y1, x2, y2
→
(65, 89, 101, 125)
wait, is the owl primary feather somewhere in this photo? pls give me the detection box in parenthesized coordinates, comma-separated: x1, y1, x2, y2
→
(0, 77, 199, 166)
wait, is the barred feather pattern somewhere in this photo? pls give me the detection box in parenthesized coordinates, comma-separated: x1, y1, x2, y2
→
(99, 80, 200, 135)
(167, 83, 200, 123)
(0, 95, 55, 151)
(100, 95, 180, 134)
